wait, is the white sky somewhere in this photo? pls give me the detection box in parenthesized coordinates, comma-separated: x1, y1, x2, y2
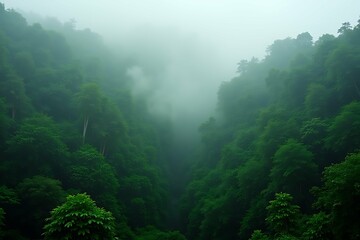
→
(2, 0, 360, 63)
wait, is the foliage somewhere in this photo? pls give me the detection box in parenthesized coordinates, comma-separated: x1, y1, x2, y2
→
(265, 193, 300, 235)
(273, 234, 298, 240)
(326, 102, 360, 156)
(269, 139, 317, 208)
(16, 176, 65, 210)
(301, 212, 332, 240)
(182, 18, 360, 240)
(5, 114, 69, 183)
(313, 153, 360, 239)
(69, 145, 119, 196)
(300, 118, 328, 157)
(135, 226, 187, 240)
(0, 185, 19, 205)
(16, 176, 66, 238)
(1, 4, 360, 239)
(43, 193, 116, 240)
(248, 230, 270, 240)
(0, 5, 168, 238)
(0, 72, 32, 119)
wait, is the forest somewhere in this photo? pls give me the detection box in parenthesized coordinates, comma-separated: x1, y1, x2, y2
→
(0, 2, 359, 240)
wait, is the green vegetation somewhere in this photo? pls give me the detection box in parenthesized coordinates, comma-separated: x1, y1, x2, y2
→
(0, 2, 359, 239)
(43, 193, 116, 240)
(0, 3, 172, 239)
(181, 19, 360, 240)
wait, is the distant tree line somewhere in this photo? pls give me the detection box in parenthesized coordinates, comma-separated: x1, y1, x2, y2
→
(0, 2, 359, 240)
(180, 20, 360, 240)
(0, 3, 185, 239)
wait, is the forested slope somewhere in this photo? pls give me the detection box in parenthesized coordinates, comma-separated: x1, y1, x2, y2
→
(180, 21, 360, 240)
(0, 2, 359, 240)
(0, 4, 184, 239)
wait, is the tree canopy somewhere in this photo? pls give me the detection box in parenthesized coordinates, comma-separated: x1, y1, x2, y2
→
(0, 3, 359, 240)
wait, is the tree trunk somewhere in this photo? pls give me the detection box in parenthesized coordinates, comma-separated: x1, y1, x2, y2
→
(83, 115, 89, 144)
(101, 142, 106, 156)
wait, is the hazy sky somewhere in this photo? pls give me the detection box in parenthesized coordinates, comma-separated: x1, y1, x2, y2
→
(2, 0, 360, 147)
(3, 0, 360, 64)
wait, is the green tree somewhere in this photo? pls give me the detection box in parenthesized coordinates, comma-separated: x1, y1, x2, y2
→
(16, 176, 66, 238)
(300, 118, 329, 168)
(313, 153, 360, 240)
(0, 99, 10, 155)
(301, 118, 328, 151)
(120, 173, 162, 228)
(326, 101, 360, 157)
(0, 186, 19, 239)
(198, 117, 224, 166)
(68, 145, 120, 219)
(274, 235, 298, 240)
(69, 145, 119, 195)
(265, 36, 308, 70)
(325, 45, 360, 104)
(43, 193, 116, 240)
(87, 99, 127, 156)
(5, 114, 68, 183)
(135, 225, 187, 240)
(0, 72, 32, 119)
(256, 108, 299, 161)
(239, 195, 268, 239)
(12, 51, 36, 80)
(337, 22, 352, 34)
(249, 230, 270, 240)
(0, 185, 19, 206)
(266, 193, 300, 236)
(76, 83, 103, 144)
(296, 32, 313, 48)
(302, 212, 332, 240)
(305, 83, 332, 118)
(269, 139, 317, 209)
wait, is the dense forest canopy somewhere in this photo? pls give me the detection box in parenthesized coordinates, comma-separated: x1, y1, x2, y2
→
(0, 2, 359, 240)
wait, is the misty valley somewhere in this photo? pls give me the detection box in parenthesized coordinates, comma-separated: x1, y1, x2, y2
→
(0, 2, 360, 240)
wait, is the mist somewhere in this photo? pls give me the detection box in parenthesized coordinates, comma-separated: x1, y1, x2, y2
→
(1, 1, 360, 238)
(121, 26, 223, 149)
(3, 0, 360, 147)
(3, 0, 359, 159)
(4, 0, 359, 170)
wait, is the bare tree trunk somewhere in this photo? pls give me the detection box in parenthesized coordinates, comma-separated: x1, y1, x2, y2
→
(83, 115, 89, 144)
(101, 142, 106, 156)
